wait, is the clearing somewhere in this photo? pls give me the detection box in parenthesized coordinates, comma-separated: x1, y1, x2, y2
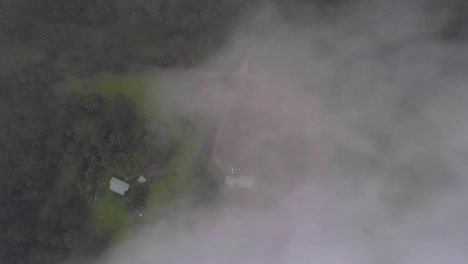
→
(89, 167, 133, 242)
(54, 69, 217, 241)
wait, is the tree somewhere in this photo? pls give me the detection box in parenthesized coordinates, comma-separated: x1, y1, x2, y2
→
(108, 95, 137, 131)
(80, 0, 116, 25)
(82, 93, 103, 115)
(66, 94, 85, 117)
(0, 0, 38, 37)
(128, 183, 149, 209)
(60, 197, 89, 229)
(27, 245, 66, 264)
(62, 229, 104, 253)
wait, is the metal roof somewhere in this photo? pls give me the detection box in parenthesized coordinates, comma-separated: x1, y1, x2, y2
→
(109, 177, 130, 195)
(224, 175, 254, 189)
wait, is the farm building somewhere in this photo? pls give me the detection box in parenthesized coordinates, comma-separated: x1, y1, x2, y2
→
(225, 175, 254, 189)
(137, 175, 147, 183)
(109, 177, 130, 195)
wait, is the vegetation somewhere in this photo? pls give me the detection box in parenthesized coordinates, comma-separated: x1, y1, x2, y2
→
(0, 43, 45, 75)
(0, 0, 234, 260)
(0, 0, 387, 263)
(0, 54, 215, 263)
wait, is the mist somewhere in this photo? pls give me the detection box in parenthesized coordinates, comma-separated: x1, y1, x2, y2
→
(88, 1, 468, 263)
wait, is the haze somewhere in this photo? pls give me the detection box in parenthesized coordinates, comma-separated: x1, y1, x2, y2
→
(81, 1, 468, 263)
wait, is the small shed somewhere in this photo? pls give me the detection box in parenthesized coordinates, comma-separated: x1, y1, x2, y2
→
(225, 175, 254, 189)
(109, 177, 130, 195)
(225, 175, 237, 187)
(237, 177, 254, 189)
(137, 175, 147, 183)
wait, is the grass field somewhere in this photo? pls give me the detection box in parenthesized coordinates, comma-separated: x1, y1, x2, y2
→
(55, 71, 153, 117)
(143, 125, 208, 221)
(88, 167, 133, 242)
(145, 164, 195, 217)
(55, 71, 190, 120)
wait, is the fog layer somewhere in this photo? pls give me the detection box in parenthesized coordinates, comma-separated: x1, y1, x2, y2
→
(94, 1, 468, 263)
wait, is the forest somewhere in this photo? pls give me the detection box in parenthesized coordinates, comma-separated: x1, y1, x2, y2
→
(1, 0, 467, 263)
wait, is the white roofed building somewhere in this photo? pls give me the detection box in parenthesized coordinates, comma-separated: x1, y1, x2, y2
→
(109, 177, 130, 195)
(237, 177, 254, 189)
(225, 175, 254, 189)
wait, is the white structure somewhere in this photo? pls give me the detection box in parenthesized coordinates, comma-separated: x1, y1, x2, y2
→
(237, 177, 254, 189)
(225, 175, 254, 189)
(109, 177, 130, 195)
(137, 175, 147, 183)
(225, 175, 237, 187)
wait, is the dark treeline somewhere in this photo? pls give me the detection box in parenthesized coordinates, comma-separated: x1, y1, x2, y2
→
(0, 58, 91, 263)
(0, 0, 371, 72)
(0, 0, 258, 71)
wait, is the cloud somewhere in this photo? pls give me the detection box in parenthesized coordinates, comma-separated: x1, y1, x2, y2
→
(89, 1, 468, 263)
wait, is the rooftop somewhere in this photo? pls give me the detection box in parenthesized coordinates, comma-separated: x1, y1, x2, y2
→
(137, 175, 147, 183)
(225, 175, 254, 189)
(109, 177, 130, 195)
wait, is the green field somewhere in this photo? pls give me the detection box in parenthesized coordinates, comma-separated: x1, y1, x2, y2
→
(55, 72, 152, 116)
(88, 167, 133, 242)
(145, 164, 195, 217)
(55, 71, 189, 120)
(144, 124, 203, 212)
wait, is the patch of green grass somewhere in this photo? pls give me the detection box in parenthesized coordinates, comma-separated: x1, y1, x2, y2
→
(146, 171, 179, 209)
(167, 131, 198, 167)
(55, 72, 150, 115)
(89, 190, 132, 242)
(54, 71, 184, 120)
(146, 164, 194, 214)
(89, 167, 133, 242)
(92, 73, 148, 104)
(0, 44, 44, 74)
(143, 45, 167, 62)
(145, 129, 199, 214)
